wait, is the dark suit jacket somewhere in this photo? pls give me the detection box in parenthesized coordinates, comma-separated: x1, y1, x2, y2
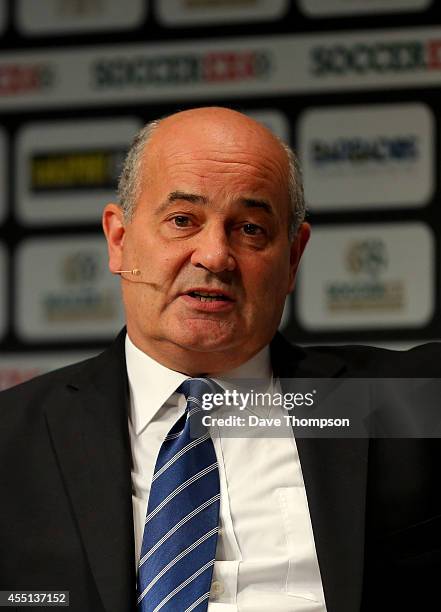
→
(1, 329, 441, 612)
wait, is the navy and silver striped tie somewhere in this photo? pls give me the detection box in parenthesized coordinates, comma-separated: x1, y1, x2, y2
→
(137, 378, 221, 611)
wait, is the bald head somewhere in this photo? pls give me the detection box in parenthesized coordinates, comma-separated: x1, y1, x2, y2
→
(151, 107, 282, 153)
(118, 106, 305, 238)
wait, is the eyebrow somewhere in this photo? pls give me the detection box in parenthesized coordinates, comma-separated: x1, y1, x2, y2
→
(155, 191, 208, 215)
(239, 198, 274, 216)
(154, 191, 274, 216)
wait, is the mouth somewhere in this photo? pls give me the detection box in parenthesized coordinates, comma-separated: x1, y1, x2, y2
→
(179, 288, 236, 312)
(186, 290, 233, 303)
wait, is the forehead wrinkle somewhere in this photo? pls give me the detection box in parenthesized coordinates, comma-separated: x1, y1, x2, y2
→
(166, 166, 284, 203)
(166, 146, 285, 170)
(161, 155, 287, 188)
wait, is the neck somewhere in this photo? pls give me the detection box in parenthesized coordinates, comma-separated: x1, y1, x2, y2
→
(126, 330, 266, 376)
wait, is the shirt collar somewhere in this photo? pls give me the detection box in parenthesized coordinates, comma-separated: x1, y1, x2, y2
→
(125, 333, 273, 434)
(126, 335, 188, 435)
(212, 348, 274, 418)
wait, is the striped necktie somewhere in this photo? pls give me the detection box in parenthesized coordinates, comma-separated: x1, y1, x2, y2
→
(137, 378, 221, 611)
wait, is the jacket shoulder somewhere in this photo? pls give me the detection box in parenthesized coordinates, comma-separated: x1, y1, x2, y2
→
(272, 332, 441, 377)
(0, 328, 126, 414)
(310, 341, 441, 376)
(0, 354, 100, 410)
(0, 329, 127, 407)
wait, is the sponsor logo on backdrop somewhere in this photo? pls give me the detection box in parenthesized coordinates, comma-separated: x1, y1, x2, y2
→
(16, 237, 124, 340)
(299, 104, 433, 210)
(0, 128, 6, 223)
(296, 224, 434, 330)
(156, 0, 288, 25)
(17, 0, 146, 34)
(0, 63, 54, 96)
(16, 117, 140, 224)
(92, 49, 271, 89)
(311, 37, 441, 77)
(44, 251, 116, 323)
(326, 239, 405, 312)
(299, 0, 431, 17)
(30, 147, 126, 193)
(311, 136, 417, 166)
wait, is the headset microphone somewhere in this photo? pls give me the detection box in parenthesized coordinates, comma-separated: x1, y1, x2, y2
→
(114, 269, 141, 276)
(114, 268, 161, 291)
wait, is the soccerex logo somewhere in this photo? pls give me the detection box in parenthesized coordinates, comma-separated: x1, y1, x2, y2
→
(92, 50, 272, 88)
(310, 38, 441, 76)
(326, 238, 405, 313)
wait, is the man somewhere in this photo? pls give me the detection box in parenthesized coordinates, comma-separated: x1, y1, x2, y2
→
(1, 107, 440, 612)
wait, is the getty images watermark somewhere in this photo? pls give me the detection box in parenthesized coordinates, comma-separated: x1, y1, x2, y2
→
(200, 387, 350, 431)
(189, 378, 441, 439)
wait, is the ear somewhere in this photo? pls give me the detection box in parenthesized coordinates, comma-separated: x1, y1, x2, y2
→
(102, 203, 126, 274)
(287, 222, 311, 293)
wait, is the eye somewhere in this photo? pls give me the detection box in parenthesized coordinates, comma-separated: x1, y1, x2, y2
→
(172, 215, 192, 227)
(242, 223, 264, 236)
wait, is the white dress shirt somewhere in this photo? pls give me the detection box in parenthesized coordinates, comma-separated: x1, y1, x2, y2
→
(126, 334, 327, 611)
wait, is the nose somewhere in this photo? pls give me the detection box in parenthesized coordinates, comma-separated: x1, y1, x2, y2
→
(190, 222, 236, 273)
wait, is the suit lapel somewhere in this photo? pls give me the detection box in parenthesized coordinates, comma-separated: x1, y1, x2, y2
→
(271, 333, 368, 612)
(45, 330, 136, 612)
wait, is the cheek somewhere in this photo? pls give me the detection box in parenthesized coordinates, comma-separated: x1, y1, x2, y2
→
(135, 243, 184, 285)
(243, 254, 291, 298)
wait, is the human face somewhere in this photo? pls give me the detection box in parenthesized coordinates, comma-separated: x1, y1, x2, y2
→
(103, 111, 309, 374)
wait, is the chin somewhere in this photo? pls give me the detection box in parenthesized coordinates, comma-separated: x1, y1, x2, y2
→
(175, 335, 236, 354)
(170, 323, 241, 354)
